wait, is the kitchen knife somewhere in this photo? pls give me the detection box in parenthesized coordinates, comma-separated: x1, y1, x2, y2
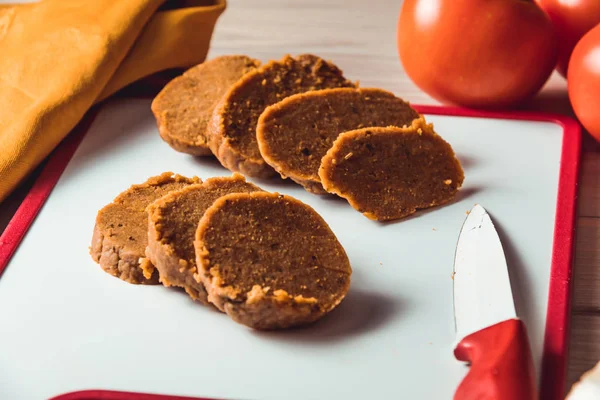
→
(452, 204, 537, 400)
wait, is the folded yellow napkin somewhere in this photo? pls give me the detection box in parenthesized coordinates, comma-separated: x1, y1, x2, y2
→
(0, 0, 226, 203)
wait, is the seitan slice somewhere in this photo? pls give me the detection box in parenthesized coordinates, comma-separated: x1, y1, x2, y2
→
(151, 55, 261, 156)
(195, 191, 352, 330)
(90, 173, 200, 284)
(319, 118, 464, 221)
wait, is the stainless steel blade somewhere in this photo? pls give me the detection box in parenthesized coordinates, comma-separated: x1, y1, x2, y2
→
(453, 204, 517, 344)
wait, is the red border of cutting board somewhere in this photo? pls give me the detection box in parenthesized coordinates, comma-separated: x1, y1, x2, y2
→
(0, 104, 581, 400)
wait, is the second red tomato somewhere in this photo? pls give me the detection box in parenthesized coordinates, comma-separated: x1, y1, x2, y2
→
(568, 23, 600, 143)
(535, 0, 600, 77)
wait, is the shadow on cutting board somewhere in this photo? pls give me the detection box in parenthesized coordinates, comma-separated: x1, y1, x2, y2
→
(490, 217, 537, 346)
(252, 285, 403, 345)
(190, 154, 229, 171)
(159, 269, 402, 344)
(456, 153, 477, 169)
(372, 185, 484, 227)
(191, 156, 309, 191)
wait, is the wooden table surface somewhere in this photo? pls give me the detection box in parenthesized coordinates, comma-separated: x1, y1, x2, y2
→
(1, 0, 599, 395)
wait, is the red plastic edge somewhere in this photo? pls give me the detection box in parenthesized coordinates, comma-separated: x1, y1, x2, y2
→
(47, 389, 217, 400)
(0, 104, 581, 400)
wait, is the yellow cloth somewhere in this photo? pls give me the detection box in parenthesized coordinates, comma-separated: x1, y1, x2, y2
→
(0, 0, 226, 203)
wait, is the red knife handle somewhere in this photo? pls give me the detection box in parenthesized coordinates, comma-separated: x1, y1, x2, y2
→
(453, 318, 537, 400)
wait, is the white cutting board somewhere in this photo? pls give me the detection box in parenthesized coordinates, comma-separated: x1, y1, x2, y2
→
(0, 97, 563, 400)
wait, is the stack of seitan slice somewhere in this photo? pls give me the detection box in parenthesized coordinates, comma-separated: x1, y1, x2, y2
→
(145, 174, 263, 305)
(256, 87, 464, 220)
(91, 173, 351, 330)
(256, 88, 421, 194)
(151, 53, 464, 221)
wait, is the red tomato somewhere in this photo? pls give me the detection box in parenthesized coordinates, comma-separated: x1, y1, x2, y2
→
(568, 23, 600, 142)
(397, 0, 558, 109)
(535, 0, 600, 77)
